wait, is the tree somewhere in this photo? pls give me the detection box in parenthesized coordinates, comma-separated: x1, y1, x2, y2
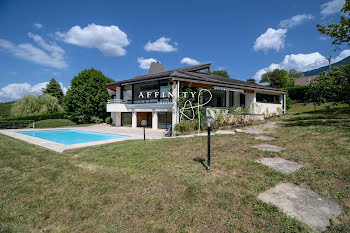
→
(42, 78, 64, 104)
(11, 94, 63, 117)
(64, 68, 114, 123)
(246, 78, 256, 83)
(260, 69, 294, 88)
(211, 70, 229, 78)
(305, 62, 350, 107)
(317, 1, 350, 49)
(288, 69, 304, 79)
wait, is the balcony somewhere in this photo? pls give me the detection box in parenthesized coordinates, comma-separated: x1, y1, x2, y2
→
(107, 99, 173, 112)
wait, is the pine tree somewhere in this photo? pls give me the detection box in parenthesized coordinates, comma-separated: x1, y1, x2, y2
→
(42, 78, 64, 104)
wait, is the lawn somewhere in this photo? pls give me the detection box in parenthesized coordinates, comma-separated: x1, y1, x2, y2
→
(0, 104, 349, 232)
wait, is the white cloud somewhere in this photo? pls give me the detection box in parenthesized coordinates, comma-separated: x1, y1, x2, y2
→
(0, 33, 67, 69)
(56, 23, 130, 56)
(279, 14, 314, 29)
(253, 49, 350, 80)
(33, 23, 43, 29)
(0, 81, 70, 102)
(137, 57, 158, 70)
(0, 82, 47, 101)
(180, 57, 200, 66)
(333, 49, 350, 62)
(321, 0, 345, 18)
(320, 36, 328, 40)
(144, 37, 177, 52)
(253, 28, 287, 52)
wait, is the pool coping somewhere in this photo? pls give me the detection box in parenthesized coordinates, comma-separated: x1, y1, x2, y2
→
(0, 127, 135, 153)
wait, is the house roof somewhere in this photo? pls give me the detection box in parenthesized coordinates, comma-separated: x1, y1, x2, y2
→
(295, 75, 319, 86)
(106, 64, 286, 94)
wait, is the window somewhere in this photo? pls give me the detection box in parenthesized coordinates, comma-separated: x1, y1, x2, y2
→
(122, 85, 132, 103)
(158, 112, 172, 129)
(240, 93, 245, 107)
(229, 92, 234, 107)
(256, 93, 280, 104)
(208, 90, 226, 107)
(159, 80, 173, 101)
(134, 81, 158, 103)
(121, 112, 132, 126)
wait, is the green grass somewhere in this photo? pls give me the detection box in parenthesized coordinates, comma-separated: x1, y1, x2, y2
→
(0, 104, 349, 232)
(34, 119, 76, 128)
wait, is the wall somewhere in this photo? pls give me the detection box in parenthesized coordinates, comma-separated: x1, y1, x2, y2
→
(254, 102, 283, 117)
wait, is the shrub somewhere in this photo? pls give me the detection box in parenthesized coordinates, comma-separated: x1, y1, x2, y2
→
(283, 86, 309, 102)
(105, 116, 112, 124)
(34, 119, 76, 128)
(3, 112, 67, 121)
(286, 95, 292, 110)
(90, 116, 103, 124)
(174, 120, 202, 133)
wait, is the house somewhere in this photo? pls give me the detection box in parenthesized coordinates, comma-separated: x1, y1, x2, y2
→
(295, 75, 319, 86)
(106, 63, 287, 131)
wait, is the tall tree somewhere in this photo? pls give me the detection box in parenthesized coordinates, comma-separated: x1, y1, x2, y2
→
(11, 94, 63, 117)
(64, 68, 114, 123)
(42, 78, 64, 104)
(288, 69, 304, 79)
(211, 70, 229, 78)
(246, 78, 256, 83)
(316, 1, 350, 49)
(260, 69, 294, 88)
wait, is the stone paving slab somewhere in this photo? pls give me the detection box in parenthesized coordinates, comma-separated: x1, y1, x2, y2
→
(255, 136, 276, 141)
(258, 183, 343, 232)
(215, 130, 236, 135)
(256, 158, 303, 174)
(253, 144, 284, 152)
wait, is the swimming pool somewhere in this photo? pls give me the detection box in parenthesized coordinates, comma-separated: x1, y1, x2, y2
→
(20, 129, 128, 145)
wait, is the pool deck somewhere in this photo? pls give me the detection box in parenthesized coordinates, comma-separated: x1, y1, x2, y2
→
(0, 125, 165, 153)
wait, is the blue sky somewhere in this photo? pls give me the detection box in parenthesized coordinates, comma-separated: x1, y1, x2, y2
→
(0, 0, 349, 102)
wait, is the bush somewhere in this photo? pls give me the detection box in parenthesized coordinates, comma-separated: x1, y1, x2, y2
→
(105, 116, 112, 124)
(34, 119, 76, 128)
(283, 86, 309, 102)
(286, 95, 292, 110)
(3, 112, 67, 121)
(174, 120, 203, 133)
(90, 116, 103, 124)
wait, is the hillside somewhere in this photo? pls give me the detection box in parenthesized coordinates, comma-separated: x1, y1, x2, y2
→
(303, 55, 350, 76)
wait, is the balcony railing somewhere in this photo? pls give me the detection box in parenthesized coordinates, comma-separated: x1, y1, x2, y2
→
(107, 99, 172, 105)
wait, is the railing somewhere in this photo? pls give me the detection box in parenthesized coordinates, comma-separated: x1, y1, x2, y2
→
(0, 120, 35, 129)
(107, 99, 172, 105)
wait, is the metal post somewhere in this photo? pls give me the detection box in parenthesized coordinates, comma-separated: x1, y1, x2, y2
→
(207, 127, 211, 171)
(143, 126, 145, 141)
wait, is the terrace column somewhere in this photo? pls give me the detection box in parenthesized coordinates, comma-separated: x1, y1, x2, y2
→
(132, 112, 137, 128)
(115, 112, 121, 127)
(172, 81, 179, 134)
(152, 112, 158, 129)
(283, 94, 286, 114)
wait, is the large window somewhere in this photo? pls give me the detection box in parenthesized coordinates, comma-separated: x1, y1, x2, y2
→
(121, 112, 132, 126)
(208, 90, 226, 107)
(122, 85, 132, 103)
(229, 92, 234, 107)
(256, 93, 280, 104)
(134, 81, 158, 103)
(158, 112, 172, 129)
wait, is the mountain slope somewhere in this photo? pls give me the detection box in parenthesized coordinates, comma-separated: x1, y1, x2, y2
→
(303, 56, 350, 76)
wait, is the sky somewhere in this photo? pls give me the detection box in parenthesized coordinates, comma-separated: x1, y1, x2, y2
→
(0, 0, 349, 102)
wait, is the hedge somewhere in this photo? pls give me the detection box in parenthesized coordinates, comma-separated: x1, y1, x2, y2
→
(34, 119, 76, 128)
(283, 86, 309, 102)
(3, 112, 67, 122)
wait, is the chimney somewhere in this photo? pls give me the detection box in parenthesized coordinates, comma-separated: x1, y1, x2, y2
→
(149, 62, 164, 74)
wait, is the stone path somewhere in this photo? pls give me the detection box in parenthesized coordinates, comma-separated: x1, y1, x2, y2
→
(215, 130, 236, 135)
(256, 158, 303, 174)
(255, 135, 275, 141)
(242, 122, 278, 134)
(253, 144, 284, 152)
(258, 183, 343, 232)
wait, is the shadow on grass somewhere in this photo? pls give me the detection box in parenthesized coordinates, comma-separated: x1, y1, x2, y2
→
(193, 157, 208, 170)
(283, 106, 350, 128)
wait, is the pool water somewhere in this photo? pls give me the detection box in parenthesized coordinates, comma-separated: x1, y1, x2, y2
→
(20, 129, 127, 145)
